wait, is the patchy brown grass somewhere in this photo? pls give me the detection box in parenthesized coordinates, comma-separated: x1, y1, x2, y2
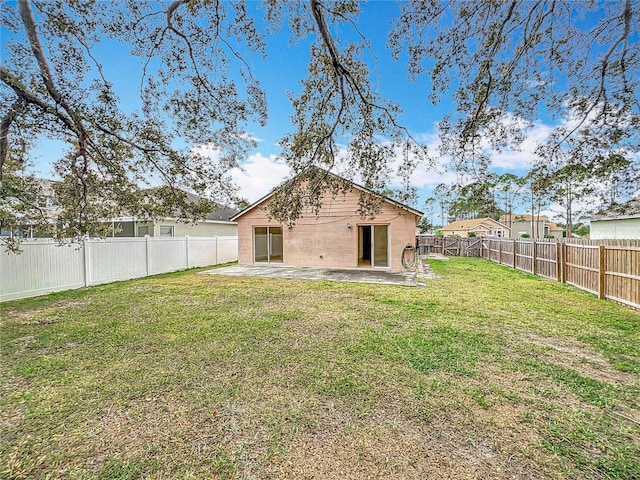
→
(1, 259, 639, 479)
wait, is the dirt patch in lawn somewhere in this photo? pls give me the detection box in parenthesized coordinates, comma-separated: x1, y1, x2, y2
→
(524, 334, 639, 385)
(5, 299, 91, 325)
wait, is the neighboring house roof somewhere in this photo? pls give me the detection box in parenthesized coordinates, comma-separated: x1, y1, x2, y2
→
(441, 217, 510, 232)
(182, 191, 238, 221)
(231, 169, 423, 222)
(591, 198, 640, 221)
(500, 214, 549, 222)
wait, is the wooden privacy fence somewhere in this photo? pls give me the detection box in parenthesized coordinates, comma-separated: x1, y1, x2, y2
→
(417, 236, 484, 257)
(485, 238, 640, 310)
(1, 235, 238, 302)
(417, 236, 640, 310)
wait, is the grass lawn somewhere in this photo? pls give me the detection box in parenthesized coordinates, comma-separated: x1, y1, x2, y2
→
(1, 257, 639, 479)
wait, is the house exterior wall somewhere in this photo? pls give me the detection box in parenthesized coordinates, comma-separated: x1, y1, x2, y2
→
(166, 221, 237, 237)
(548, 228, 564, 239)
(111, 220, 237, 237)
(590, 218, 640, 239)
(236, 190, 419, 272)
(441, 226, 489, 237)
(506, 220, 547, 238)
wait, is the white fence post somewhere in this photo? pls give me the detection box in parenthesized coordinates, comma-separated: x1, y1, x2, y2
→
(145, 234, 151, 276)
(83, 237, 92, 287)
(185, 235, 190, 269)
(215, 236, 218, 265)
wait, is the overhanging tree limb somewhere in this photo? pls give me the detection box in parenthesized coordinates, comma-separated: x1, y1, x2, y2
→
(0, 97, 27, 181)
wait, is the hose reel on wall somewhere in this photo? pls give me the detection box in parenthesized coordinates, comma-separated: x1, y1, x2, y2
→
(402, 243, 417, 271)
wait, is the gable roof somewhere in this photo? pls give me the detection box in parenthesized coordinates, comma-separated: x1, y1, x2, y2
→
(231, 169, 423, 221)
(441, 217, 510, 231)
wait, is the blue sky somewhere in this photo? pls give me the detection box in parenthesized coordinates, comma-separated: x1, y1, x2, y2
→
(8, 1, 635, 224)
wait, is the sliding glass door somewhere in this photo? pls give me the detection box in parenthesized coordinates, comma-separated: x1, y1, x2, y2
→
(358, 225, 389, 268)
(372, 225, 389, 267)
(254, 226, 283, 263)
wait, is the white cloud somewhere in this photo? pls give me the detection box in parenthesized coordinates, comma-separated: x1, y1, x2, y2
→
(192, 143, 290, 202)
(377, 135, 461, 189)
(229, 153, 291, 202)
(489, 122, 554, 170)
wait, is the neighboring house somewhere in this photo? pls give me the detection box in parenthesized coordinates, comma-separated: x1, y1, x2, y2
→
(546, 222, 564, 238)
(231, 173, 422, 272)
(107, 193, 239, 238)
(439, 218, 510, 238)
(3, 181, 238, 238)
(1, 179, 58, 238)
(499, 214, 563, 239)
(590, 199, 640, 240)
(106, 216, 238, 238)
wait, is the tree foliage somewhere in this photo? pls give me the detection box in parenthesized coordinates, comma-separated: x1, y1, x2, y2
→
(390, 0, 639, 178)
(2, 0, 639, 250)
(1, 0, 430, 247)
(2, 0, 267, 248)
(494, 173, 525, 226)
(448, 179, 502, 221)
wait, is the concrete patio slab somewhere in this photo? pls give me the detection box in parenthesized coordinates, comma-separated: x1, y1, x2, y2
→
(201, 264, 417, 287)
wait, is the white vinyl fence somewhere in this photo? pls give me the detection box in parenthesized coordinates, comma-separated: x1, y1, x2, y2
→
(1, 236, 237, 302)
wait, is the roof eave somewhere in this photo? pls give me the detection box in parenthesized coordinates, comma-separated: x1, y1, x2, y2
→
(592, 214, 640, 221)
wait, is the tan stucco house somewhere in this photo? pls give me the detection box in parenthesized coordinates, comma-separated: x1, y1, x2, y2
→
(440, 218, 510, 237)
(231, 175, 422, 272)
(499, 214, 563, 238)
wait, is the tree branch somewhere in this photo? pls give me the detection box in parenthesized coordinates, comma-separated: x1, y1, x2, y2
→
(0, 66, 78, 134)
(18, 0, 90, 164)
(0, 97, 27, 181)
(558, 0, 633, 144)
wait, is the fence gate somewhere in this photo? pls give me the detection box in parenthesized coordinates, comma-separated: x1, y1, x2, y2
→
(465, 238, 482, 257)
(444, 237, 460, 256)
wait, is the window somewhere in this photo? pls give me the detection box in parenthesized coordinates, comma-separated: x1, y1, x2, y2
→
(137, 225, 149, 237)
(159, 226, 174, 237)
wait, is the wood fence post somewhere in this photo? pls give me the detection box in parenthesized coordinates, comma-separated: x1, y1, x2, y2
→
(498, 240, 502, 265)
(561, 243, 567, 283)
(532, 240, 537, 275)
(512, 239, 517, 269)
(598, 245, 606, 299)
(556, 242, 562, 282)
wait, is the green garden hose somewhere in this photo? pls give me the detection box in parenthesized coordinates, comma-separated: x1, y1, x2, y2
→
(401, 244, 417, 271)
